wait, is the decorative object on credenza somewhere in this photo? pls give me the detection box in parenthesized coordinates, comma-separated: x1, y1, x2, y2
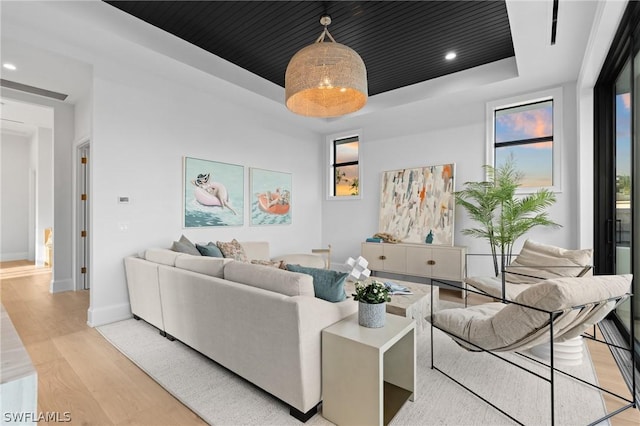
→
(345, 256, 371, 281)
(353, 280, 390, 328)
(372, 232, 401, 244)
(249, 168, 292, 226)
(183, 157, 244, 227)
(455, 157, 559, 276)
(425, 230, 434, 244)
(379, 164, 455, 245)
(285, 15, 367, 118)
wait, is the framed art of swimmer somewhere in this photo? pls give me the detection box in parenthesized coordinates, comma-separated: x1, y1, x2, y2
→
(183, 157, 244, 227)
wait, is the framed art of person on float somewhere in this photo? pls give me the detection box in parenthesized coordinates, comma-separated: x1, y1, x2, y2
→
(183, 157, 244, 227)
(250, 167, 292, 226)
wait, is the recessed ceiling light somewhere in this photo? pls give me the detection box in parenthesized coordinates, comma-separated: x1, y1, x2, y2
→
(3, 63, 17, 71)
(445, 52, 456, 61)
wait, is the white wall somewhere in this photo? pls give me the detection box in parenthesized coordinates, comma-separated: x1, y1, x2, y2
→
(1, 133, 30, 260)
(74, 93, 92, 143)
(34, 127, 54, 266)
(322, 81, 580, 270)
(87, 61, 323, 326)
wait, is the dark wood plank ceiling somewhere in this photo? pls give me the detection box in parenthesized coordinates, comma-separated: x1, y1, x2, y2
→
(105, 1, 514, 96)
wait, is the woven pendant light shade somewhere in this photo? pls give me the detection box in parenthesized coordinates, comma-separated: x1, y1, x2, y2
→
(285, 17, 367, 118)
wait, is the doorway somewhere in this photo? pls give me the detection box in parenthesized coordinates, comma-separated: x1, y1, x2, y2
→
(0, 99, 54, 269)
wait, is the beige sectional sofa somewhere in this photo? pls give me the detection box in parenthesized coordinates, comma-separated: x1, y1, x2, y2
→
(123, 242, 356, 422)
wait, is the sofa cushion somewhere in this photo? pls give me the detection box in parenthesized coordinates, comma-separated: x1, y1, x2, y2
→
(196, 242, 224, 258)
(464, 275, 531, 300)
(285, 264, 348, 302)
(217, 239, 248, 262)
(145, 248, 181, 266)
(504, 240, 592, 284)
(223, 261, 314, 297)
(240, 241, 270, 261)
(175, 255, 231, 278)
(171, 235, 201, 256)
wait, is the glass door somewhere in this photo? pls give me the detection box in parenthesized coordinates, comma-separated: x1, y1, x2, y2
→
(613, 60, 634, 338)
(594, 0, 640, 363)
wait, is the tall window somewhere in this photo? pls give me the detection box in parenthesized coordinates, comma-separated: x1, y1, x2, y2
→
(329, 134, 360, 198)
(486, 88, 562, 192)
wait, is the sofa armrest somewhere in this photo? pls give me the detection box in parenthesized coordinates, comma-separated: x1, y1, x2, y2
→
(288, 296, 357, 412)
(123, 256, 164, 330)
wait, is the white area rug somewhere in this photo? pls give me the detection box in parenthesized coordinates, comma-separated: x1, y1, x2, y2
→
(98, 310, 609, 426)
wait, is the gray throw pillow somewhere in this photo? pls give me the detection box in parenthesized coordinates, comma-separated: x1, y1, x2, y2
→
(286, 264, 347, 302)
(171, 234, 201, 256)
(196, 242, 224, 257)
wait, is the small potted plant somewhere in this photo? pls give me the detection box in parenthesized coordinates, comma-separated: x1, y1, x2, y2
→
(353, 280, 391, 328)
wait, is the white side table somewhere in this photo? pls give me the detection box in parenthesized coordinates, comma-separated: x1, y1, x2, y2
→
(322, 313, 416, 425)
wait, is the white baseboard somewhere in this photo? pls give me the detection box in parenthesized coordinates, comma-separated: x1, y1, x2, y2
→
(0, 252, 29, 261)
(50, 278, 74, 293)
(87, 303, 132, 327)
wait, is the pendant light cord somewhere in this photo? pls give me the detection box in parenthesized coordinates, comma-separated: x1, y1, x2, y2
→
(315, 15, 336, 43)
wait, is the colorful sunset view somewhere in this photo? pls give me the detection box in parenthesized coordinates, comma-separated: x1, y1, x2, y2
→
(334, 141, 359, 196)
(495, 101, 553, 187)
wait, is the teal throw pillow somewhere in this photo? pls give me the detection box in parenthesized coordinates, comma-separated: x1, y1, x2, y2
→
(286, 264, 347, 302)
(196, 242, 224, 258)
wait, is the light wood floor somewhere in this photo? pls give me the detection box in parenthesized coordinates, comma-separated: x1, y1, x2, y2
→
(1, 261, 205, 425)
(1, 261, 638, 425)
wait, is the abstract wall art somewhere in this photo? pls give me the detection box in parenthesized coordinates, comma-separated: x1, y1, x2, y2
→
(183, 157, 244, 227)
(378, 164, 455, 245)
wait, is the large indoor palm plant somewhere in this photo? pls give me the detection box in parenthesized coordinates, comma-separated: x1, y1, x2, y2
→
(456, 158, 561, 276)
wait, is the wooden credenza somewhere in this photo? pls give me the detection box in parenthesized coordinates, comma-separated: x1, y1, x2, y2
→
(361, 242, 467, 282)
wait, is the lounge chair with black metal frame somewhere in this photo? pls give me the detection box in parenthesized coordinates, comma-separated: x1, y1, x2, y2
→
(429, 274, 635, 425)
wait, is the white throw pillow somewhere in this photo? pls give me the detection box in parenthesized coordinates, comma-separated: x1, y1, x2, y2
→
(504, 239, 592, 284)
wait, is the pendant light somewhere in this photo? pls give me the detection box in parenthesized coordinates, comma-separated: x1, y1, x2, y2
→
(285, 15, 368, 118)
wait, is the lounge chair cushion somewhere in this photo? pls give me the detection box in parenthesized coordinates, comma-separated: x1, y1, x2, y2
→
(433, 274, 631, 352)
(464, 275, 531, 300)
(504, 240, 593, 284)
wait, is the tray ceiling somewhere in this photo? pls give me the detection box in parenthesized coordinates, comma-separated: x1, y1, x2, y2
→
(105, 1, 515, 97)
